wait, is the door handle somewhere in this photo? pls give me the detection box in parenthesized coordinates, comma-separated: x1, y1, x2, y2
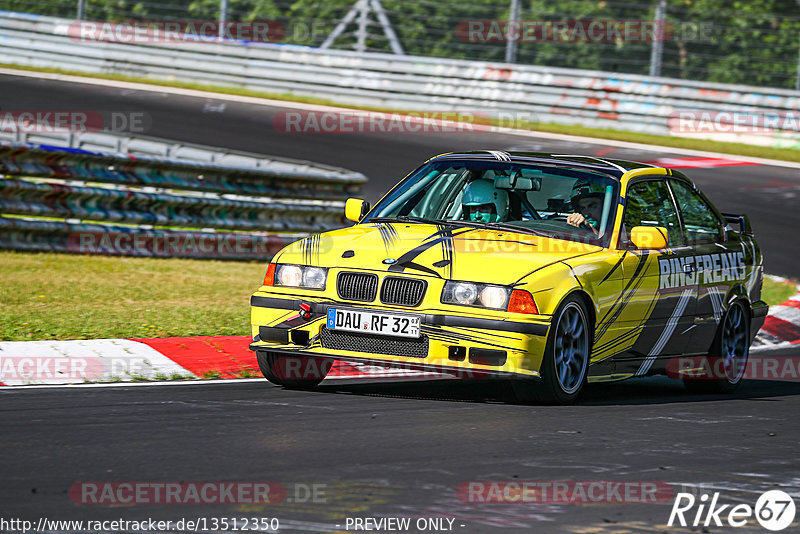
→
(683, 263, 695, 273)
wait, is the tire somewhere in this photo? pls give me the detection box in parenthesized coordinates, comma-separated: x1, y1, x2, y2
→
(511, 296, 591, 405)
(684, 300, 749, 394)
(256, 351, 332, 390)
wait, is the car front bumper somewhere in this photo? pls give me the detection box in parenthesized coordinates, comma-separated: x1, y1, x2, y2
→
(249, 293, 551, 379)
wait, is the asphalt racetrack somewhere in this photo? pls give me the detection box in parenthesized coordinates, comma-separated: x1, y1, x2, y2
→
(1, 72, 799, 533)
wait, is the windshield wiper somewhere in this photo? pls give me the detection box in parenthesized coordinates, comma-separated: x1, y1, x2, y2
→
(443, 219, 557, 238)
(370, 216, 557, 239)
(485, 222, 558, 238)
(370, 216, 463, 226)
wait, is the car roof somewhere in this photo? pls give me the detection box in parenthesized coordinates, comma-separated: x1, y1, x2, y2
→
(427, 150, 672, 181)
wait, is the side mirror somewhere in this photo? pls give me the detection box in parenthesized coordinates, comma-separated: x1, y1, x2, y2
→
(345, 198, 370, 222)
(630, 226, 668, 249)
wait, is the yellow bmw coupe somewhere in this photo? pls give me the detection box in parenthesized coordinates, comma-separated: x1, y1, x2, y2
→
(249, 152, 767, 404)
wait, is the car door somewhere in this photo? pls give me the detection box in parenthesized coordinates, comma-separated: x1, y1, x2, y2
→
(612, 178, 697, 377)
(667, 178, 739, 352)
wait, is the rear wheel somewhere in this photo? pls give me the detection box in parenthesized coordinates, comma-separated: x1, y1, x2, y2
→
(256, 351, 332, 390)
(512, 296, 590, 405)
(684, 300, 749, 394)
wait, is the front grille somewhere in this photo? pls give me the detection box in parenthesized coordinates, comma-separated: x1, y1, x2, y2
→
(337, 272, 378, 302)
(380, 276, 426, 306)
(320, 328, 429, 358)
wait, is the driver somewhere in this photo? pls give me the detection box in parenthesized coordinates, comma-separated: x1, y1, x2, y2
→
(566, 180, 606, 235)
(461, 179, 509, 223)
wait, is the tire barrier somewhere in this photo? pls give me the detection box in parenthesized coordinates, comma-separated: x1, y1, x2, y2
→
(0, 178, 345, 232)
(0, 216, 300, 260)
(0, 138, 366, 260)
(0, 143, 366, 201)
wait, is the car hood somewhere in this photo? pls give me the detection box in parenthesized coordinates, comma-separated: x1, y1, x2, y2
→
(275, 222, 602, 285)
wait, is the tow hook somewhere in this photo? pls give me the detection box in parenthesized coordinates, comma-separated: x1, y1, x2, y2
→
(298, 302, 313, 321)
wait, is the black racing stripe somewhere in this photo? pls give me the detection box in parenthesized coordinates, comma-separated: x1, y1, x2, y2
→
(424, 314, 548, 336)
(562, 262, 583, 289)
(596, 252, 649, 331)
(599, 250, 627, 285)
(377, 223, 399, 252)
(389, 226, 472, 275)
(594, 271, 647, 342)
(301, 234, 320, 265)
(593, 326, 642, 355)
(458, 326, 525, 341)
(437, 225, 455, 279)
(512, 250, 598, 286)
(397, 261, 441, 277)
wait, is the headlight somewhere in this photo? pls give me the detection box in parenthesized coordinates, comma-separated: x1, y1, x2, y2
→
(479, 285, 509, 309)
(275, 264, 328, 290)
(450, 282, 478, 305)
(442, 281, 510, 309)
(302, 267, 327, 289)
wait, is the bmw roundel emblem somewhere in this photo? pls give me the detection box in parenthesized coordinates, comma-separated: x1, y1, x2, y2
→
(382, 258, 397, 265)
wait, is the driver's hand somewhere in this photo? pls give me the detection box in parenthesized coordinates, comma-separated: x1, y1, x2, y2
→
(566, 213, 599, 235)
(566, 213, 586, 227)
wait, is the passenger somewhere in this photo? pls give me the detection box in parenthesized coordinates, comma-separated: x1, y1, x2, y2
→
(461, 179, 509, 223)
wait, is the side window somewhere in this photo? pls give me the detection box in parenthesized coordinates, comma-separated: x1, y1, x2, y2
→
(623, 180, 684, 247)
(669, 180, 724, 244)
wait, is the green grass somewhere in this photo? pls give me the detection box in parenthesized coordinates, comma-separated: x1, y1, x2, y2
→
(4, 62, 800, 163)
(0, 250, 265, 341)
(762, 277, 797, 306)
(1, 251, 795, 342)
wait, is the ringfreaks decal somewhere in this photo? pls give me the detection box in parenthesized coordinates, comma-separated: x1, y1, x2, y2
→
(659, 252, 745, 290)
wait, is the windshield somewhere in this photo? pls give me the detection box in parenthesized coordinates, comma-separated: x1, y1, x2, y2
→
(365, 159, 620, 246)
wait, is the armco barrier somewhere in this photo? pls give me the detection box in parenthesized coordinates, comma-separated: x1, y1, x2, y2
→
(0, 133, 366, 259)
(2, 12, 800, 147)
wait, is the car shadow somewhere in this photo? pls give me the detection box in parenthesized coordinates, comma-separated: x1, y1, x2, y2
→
(312, 376, 800, 406)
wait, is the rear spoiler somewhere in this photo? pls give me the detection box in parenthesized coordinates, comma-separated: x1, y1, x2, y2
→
(721, 212, 753, 236)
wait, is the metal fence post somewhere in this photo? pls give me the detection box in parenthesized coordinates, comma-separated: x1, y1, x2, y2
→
(649, 0, 666, 77)
(219, 0, 228, 40)
(505, 0, 520, 64)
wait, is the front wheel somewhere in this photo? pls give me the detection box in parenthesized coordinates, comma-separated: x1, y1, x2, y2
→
(256, 351, 332, 390)
(512, 296, 590, 405)
(684, 300, 749, 394)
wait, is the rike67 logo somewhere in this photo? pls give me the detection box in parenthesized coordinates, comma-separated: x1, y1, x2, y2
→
(668, 490, 796, 531)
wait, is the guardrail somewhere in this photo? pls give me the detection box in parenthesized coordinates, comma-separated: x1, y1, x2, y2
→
(0, 132, 366, 259)
(2, 11, 800, 148)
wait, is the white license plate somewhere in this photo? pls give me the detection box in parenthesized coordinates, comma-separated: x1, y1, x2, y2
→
(326, 308, 421, 338)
